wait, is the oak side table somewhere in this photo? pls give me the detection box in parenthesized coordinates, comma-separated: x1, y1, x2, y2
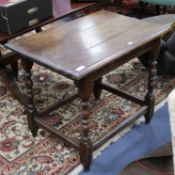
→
(5, 10, 171, 171)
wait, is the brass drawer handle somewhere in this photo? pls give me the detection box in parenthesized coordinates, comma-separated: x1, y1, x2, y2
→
(28, 18, 39, 26)
(27, 7, 38, 14)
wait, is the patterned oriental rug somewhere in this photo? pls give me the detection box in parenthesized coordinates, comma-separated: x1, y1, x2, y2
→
(0, 58, 175, 175)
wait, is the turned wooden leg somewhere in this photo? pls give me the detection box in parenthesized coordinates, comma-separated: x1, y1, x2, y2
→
(22, 59, 38, 136)
(144, 40, 160, 124)
(78, 78, 93, 171)
(93, 77, 102, 100)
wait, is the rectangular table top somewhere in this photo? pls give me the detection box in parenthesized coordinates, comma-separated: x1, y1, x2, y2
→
(6, 10, 171, 80)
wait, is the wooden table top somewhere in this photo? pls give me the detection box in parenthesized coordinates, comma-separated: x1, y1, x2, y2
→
(6, 10, 171, 80)
(0, 0, 95, 43)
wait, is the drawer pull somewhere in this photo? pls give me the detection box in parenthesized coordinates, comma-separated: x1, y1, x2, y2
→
(27, 7, 38, 14)
(28, 18, 39, 26)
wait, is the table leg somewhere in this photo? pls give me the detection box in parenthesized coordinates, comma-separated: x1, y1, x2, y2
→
(145, 40, 160, 124)
(4, 27, 42, 81)
(78, 78, 93, 171)
(0, 51, 28, 105)
(93, 77, 102, 100)
(22, 59, 38, 136)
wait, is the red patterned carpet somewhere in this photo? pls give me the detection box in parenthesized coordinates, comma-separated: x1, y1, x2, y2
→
(0, 58, 175, 174)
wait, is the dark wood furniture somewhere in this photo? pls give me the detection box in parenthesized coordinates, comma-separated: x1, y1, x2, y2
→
(0, 0, 102, 105)
(0, 0, 97, 43)
(5, 10, 171, 171)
